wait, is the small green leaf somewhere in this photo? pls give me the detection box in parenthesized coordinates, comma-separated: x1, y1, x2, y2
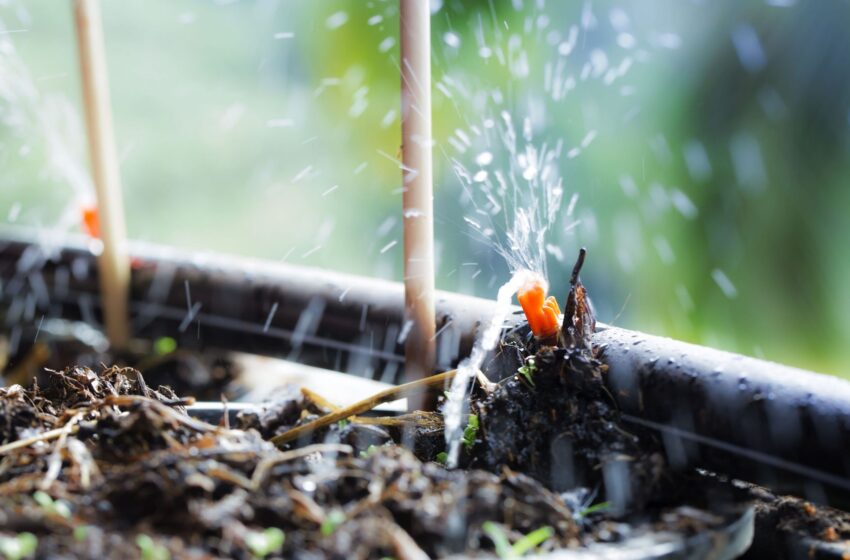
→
(517, 357, 537, 387)
(435, 452, 448, 465)
(32, 491, 70, 519)
(359, 445, 378, 458)
(511, 526, 553, 556)
(32, 491, 52, 509)
(245, 527, 285, 558)
(320, 510, 346, 536)
(482, 523, 555, 558)
(136, 534, 170, 560)
(73, 525, 90, 542)
(53, 501, 71, 519)
(154, 337, 177, 355)
(482, 522, 513, 559)
(337, 419, 349, 429)
(462, 414, 479, 451)
(578, 501, 611, 518)
(0, 533, 38, 560)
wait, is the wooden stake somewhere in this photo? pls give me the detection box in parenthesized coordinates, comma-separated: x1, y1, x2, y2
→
(72, 0, 130, 348)
(400, 0, 436, 406)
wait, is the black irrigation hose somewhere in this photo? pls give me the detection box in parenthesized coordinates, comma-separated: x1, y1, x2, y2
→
(0, 229, 493, 382)
(595, 326, 850, 507)
(2, 229, 850, 507)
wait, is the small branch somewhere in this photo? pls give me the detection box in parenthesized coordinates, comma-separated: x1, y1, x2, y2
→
(561, 247, 595, 349)
(570, 247, 587, 286)
(301, 387, 443, 430)
(41, 412, 85, 490)
(356, 411, 443, 430)
(384, 519, 430, 560)
(300, 387, 343, 413)
(270, 369, 457, 447)
(250, 443, 354, 490)
(0, 426, 75, 455)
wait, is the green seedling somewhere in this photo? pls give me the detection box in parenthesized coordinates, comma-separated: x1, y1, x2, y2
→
(136, 534, 170, 560)
(462, 414, 479, 451)
(337, 419, 349, 429)
(73, 525, 90, 542)
(482, 522, 512, 559)
(245, 527, 285, 559)
(517, 357, 537, 387)
(435, 451, 448, 465)
(320, 510, 346, 536)
(33, 491, 71, 519)
(578, 501, 611, 518)
(482, 522, 554, 559)
(153, 336, 177, 355)
(0, 533, 38, 560)
(359, 445, 378, 458)
(510, 526, 554, 556)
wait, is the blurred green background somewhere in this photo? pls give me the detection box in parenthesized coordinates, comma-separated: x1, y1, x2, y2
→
(0, 1, 848, 376)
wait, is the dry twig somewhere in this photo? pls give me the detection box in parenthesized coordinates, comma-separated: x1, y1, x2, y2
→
(270, 369, 457, 447)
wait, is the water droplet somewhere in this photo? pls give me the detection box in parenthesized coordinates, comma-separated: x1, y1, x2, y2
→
(712, 269, 738, 299)
(443, 31, 461, 49)
(475, 151, 493, 166)
(378, 37, 395, 53)
(325, 11, 348, 30)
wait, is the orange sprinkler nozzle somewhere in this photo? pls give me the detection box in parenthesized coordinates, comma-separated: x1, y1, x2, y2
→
(81, 204, 100, 239)
(517, 280, 561, 339)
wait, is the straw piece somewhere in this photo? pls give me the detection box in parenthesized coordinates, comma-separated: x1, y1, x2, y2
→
(0, 426, 74, 455)
(270, 369, 457, 447)
(72, 0, 130, 348)
(301, 387, 441, 429)
(400, 0, 436, 407)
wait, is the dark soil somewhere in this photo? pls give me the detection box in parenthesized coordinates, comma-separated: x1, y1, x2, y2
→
(467, 327, 749, 531)
(3, 323, 240, 402)
(739, 481, 850, 559)
(0, 342, 750, 559)
(473, 344, 668, 510)
(0, 253, 835, 558)
(0, 363, 583, 559)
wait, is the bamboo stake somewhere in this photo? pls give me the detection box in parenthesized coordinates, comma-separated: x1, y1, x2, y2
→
(400, 0, 436, 408)
(270, 369, 457, 447)
(72, 0, 130, 348)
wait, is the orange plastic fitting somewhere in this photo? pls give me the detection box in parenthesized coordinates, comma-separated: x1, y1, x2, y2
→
(517, 279, 561, 340)
(81, 204, 100, 239)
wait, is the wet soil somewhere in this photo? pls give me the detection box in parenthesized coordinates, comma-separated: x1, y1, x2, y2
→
(738, 481, 850, 559)
(472, 344, 668, 509)
(3, 323, 240, 401)
(0, 365, 581, 558)
(0, 334, 750, 559)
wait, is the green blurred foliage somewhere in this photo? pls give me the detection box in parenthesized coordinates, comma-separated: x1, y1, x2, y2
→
(0, 0, 848, 376)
